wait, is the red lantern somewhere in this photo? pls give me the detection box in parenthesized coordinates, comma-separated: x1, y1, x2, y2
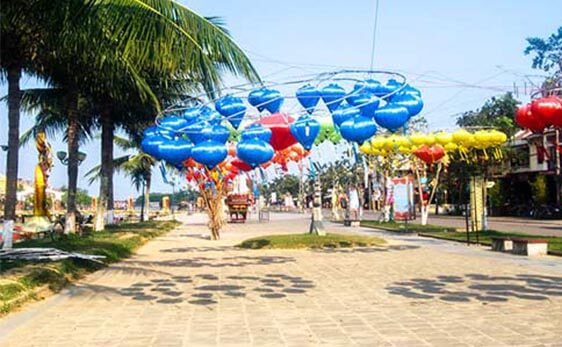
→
(414, 145, 445, 164)
(231, 158, 252, 172)
(256, 112, 297, 150)
(515, 103, 545, 132)
(531, 96, 562, 128)
(185, 171, 194, 182)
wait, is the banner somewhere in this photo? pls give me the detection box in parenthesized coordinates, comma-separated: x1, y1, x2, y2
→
(392, 177, 413, 220)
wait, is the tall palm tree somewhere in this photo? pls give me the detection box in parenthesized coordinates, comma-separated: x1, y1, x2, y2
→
(85, 135, 157, 222)
(2, 0, 260, 232)
(0, 0, 51, 223)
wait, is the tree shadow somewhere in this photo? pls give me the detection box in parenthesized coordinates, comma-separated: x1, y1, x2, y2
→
(160, 246, 234, 253)
(73, 271, 315, 307)
(129, 255, 296, 268)
(386, 273, 562, 302)
(312, 245, 420, 254)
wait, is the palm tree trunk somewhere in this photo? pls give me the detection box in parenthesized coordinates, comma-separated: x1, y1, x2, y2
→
(143, 173, 151, 221)
(94, 109, 114, 231)
(3, 65, 22, 223)
(65, 92, 79, 233)
(139, 179, 145, 222)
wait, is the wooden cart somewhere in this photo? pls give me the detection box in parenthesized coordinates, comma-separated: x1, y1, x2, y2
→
(226, 194, 251, 223)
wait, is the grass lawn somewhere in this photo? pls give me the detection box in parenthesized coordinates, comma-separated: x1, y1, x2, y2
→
(0, 220, 179, 316)
(361, 220, 457, 233)
(361, 219, 562, 255)
(237, 233, 386, 250)
(419, 229, 562, 254)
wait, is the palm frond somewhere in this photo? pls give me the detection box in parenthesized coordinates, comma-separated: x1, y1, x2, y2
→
(84, 154, 131, 184)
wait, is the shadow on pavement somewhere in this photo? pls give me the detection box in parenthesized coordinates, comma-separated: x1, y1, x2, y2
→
(129, 255, 295, 268)
(386, 273, 562, 302)
(160, 246, 234, 253)
(312, 245, 420, 254)
(75, 271, 315, 306)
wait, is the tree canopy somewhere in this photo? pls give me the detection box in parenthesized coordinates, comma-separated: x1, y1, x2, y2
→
(456, 93, 520, 137)
(525, 26, 562, 76)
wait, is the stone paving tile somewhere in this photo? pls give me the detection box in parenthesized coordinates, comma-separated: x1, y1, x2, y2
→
(1, 212, 561, 347)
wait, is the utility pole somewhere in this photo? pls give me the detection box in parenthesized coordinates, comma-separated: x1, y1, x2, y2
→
(309, 174, 325, 235)
(554, 129, 562, 207)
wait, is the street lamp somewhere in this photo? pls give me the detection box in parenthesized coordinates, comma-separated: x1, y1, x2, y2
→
(0, 145, 8, 151)
(56, 151, 87, 165)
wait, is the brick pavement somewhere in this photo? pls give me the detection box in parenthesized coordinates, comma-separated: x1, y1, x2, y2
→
(1, 212, 561, 347)
(360, 210, 562, 237)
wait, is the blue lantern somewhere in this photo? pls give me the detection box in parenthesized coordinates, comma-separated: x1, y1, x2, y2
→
(142, 126, 161, 138)
(241, 124, 272, 143)
(236, 138, 274, 168)
(191, 140, 228, 169)
(360, 79, 385, 96)
(201, 123, 231, 144)
(182, 107, 201, 124)
(382, 79, 404, 99)
(157, 139, 193, 166)
(185, 121, 210, 145)
(141, 135, 168, 159)
(261, 88, 284, 113)
(339, 116, 377, 144)
(289, 115, 321, 150)
(391, 94, 424, 118)
(215, 96, 246, 129)
(332, 103, 360, 127)
(399, 84, 422, 98)
(346, 88, 380, 118)
(373, 104, 410, 132)
(248, 88, 267, 112)
(296, 85, 321, 114)
(158, 115, 189, 133)
(321, 83, 346, 113)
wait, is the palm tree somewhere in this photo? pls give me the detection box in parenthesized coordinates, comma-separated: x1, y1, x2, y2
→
(85, 135, 157, 222)
(0, 0, 51, 222)
(2, 0, 260, 232)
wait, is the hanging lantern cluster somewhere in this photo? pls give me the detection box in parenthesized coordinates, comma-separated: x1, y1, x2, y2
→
(141, 72, 424, 181)
(360, 129, 508, 163)
(515, 95, 562, 132)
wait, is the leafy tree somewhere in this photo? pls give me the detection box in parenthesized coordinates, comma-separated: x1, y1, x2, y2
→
(456, 93, 520, 137)
(61, 187, 92, 208)
(261, 175, 301, 203)
(135, 190, 199, 205)
(525, 26, 562, 76)
(407, 115, 429, 133)
(525, 27, 561, 206)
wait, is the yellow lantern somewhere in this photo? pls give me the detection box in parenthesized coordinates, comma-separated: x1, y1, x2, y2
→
(359, 142, 373, 154)
(410, 133, 427, 146)
(444, 143, 458, 152)
(435, 132, 453, 145)
(452, 129, 471, 144)
(423, 134, 436, 145)
(371, 137, 385, 149)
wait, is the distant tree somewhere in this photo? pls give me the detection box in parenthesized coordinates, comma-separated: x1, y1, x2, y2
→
(407, 115, 429, 133)
(261, 175, 301, 202)
(525, 27, 562, 76)
(456, 93, 520, 137)
(61, 187, 92, 208)
(135, 190, 199, 205)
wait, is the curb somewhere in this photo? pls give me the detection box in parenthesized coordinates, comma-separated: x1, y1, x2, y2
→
(417, 232, 562, 257)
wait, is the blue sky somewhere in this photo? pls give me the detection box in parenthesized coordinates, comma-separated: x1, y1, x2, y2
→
(1, 0, 560, 199)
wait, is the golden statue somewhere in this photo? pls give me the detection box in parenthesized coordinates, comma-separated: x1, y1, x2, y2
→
(33, 131, 53, 217)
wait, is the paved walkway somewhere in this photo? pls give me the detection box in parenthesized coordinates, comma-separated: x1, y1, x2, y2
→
(360, 211, 562, 237)
(1, 213, 561, 347)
